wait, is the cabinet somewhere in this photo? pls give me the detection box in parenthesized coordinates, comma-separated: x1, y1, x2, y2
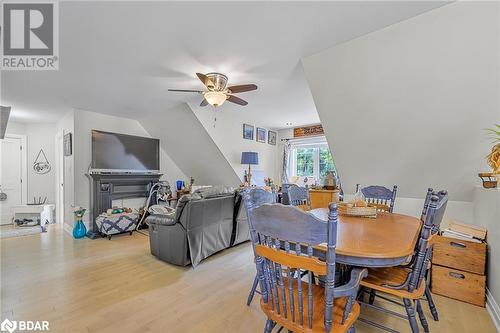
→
(309, 189, 339, 209)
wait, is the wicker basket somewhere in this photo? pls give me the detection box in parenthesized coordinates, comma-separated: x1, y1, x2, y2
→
(337, 202, 377, 218)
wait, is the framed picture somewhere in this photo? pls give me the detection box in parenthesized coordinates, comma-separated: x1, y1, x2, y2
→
(63, 133, 72, 156)
(256, 127, 266, 143)
(268, 130, 277, 145)
(243, 124, 254, 140)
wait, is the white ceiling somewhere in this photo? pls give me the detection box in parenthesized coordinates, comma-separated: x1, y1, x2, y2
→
(1, 1, 447, 129)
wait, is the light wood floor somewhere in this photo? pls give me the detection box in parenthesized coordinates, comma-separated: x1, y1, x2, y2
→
(0, 226, 496, 333)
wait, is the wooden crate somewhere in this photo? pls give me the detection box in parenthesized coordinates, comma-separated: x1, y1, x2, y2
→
(432, 235, 487, 275)
(431, 265, 486, 307)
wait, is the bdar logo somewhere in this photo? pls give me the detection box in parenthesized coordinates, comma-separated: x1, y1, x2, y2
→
(0, 319, 17, 333)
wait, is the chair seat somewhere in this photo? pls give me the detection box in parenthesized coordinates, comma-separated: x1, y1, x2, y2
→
(360, 267, 425, 300)
(260, 277, 360, 333)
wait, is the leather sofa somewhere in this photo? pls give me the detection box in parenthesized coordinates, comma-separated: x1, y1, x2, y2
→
(148, 187, 250, 267)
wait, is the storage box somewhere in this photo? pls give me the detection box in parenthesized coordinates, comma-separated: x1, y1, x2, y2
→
(95, 213, 138, 239)
(432, 235, 487, 275)
(431, 265, 486, 307)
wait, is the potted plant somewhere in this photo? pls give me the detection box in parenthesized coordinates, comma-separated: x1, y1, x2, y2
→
(479, 124, 500, 188)
(486, 124, 500, 173)
(73, 207, 87, 239)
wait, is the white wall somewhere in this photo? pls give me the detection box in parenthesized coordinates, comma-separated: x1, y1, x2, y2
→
(72, 109, 186, 229)
(138, 103, 241, 187)
(302, 2, 499, 203)
(473, 186, 500, 324)
(53, 109, 186, 231)
(5, 121, 57, 205)
(192, 104, 280, 184)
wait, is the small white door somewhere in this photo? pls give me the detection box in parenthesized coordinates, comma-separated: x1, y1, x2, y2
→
(0, 137, 23, 225)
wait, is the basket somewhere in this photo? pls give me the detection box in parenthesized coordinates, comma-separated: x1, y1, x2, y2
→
(337, 202, 377, 218)
(478, 173, 498, 189)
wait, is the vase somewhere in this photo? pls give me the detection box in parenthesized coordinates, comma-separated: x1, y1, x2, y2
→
(73, 219, 87, 239)
(176, 180, 183, 191)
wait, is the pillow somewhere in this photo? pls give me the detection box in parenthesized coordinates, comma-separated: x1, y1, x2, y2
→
(193, 185, 235, 198)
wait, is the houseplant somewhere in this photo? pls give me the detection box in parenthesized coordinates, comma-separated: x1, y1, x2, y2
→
(73, 207, 87, 239)
(486, 124, 500, 173)
(478, 124, 500, 188)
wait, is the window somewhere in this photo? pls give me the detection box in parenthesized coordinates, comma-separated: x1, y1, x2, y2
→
(288, 136, 337, 184)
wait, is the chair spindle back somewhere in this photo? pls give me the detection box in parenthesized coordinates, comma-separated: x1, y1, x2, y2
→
(355, 184, 398, 212)
(284, 184, 310, 209)
(242, 188, 277, 251)
(249, 203, 339, 332)
(408, 191, 448, 292)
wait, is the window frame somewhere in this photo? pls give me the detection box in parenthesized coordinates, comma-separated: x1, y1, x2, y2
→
(287, 136, 335, 183)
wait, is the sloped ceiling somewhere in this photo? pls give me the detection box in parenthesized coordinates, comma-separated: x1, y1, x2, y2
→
(2, 1, 447, 129)
(302, 2, 499, 201)
(137, 103, 241, 186)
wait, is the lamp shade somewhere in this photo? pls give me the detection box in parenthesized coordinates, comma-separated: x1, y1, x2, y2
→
(241, 152, 259, 165)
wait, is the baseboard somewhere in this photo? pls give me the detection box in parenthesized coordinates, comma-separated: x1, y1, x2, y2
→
(487, 288, 500, 332)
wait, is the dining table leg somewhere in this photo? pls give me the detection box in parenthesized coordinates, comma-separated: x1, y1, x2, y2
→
(368, 289, 376, 304)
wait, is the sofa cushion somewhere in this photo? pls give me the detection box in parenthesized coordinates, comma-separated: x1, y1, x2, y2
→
(193, 185, 235, 199)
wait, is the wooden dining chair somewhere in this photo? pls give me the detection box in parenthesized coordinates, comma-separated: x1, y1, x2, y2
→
(242, 188, 278, 306)
(355, 184, 397, 212)
(248, 202, 367, 333)
(358, 191, 448, 333)
(284, 184, 311, 210)
(420, 188, 448, 322)
(366, 188, 446, 321)
(281, 184, 293, 205)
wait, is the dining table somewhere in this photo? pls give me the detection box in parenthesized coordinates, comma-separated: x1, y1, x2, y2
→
(309, 208, 422, 268)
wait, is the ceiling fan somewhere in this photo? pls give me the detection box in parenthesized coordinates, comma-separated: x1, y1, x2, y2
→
(168, 72, 257, 107)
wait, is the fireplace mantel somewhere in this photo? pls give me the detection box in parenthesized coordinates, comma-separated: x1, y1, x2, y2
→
(87, 173, 162, 238)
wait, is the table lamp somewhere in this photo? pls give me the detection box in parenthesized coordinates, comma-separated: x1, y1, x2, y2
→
(241, 152, 259, 185)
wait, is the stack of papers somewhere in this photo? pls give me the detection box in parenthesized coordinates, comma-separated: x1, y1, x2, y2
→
(441, 220, 487, 243)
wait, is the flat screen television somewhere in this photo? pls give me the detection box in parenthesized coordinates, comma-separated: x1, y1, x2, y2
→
(91, 130, 160, 173)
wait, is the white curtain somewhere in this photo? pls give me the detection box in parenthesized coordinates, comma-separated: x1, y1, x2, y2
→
(281, 140, 291, 184)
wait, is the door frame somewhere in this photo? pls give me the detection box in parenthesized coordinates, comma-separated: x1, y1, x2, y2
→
(2, 134, 28, 205)
(55, 130, 64, 224)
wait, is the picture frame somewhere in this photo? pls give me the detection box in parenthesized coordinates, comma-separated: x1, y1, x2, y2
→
(268, 130, 277, 145)
(63, 133, 72, 156)
(256, 127, 266, 143)
(243, 124, 254, 140)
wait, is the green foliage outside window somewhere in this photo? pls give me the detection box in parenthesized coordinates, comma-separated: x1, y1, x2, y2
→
(294, 146, 336, 182)
(296, 148, 314, 177)
(319, 147, 335, 180)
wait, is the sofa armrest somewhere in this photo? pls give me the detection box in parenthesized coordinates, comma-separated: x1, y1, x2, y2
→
(146, 214, 177, 226)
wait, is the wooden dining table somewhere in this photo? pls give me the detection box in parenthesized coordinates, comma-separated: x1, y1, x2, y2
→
(310, 208, 422, 268)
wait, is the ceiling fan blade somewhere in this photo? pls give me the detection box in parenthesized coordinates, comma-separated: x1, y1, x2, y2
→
(168, 89, 204, 93)
(227, 84, 258, 93)
(196, 73, 215, 89)
(227, 95, 248, 106)
(200, 99, 209, 107)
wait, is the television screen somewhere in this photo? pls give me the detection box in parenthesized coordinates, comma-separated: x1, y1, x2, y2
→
(91, 130, 159, 172)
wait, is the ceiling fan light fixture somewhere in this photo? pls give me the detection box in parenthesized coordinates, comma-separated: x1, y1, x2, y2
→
(204, 91, 227, 106)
